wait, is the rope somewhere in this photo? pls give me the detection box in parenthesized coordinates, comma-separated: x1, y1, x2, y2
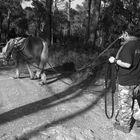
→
(2, 37, 72, 86)
(77, 37, 119, 71)
(18, 51, 72, 86)
(20, 37, 119, 89)
(104, 63, 116, 119)
(46, 61, 72, 86)
(104, 40, 126, 119)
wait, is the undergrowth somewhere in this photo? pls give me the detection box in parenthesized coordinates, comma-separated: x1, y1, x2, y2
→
(48, 43, 99, 70)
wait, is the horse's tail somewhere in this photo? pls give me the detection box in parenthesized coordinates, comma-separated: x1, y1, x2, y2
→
(40, 40, 48, 66)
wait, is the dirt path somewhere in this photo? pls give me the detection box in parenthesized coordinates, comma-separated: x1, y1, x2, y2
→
(0, 67, 140, 140)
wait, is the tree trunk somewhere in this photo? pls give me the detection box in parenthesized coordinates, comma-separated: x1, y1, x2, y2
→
(86, 0, 92, 44)
(45, 0, 53, 46)
(7, 9, 11, 41)
(54, 0, 58, 10)
(0, 14, 4, 40)
(88, 0, 101, 49)
(67, 0, 71, 38)
(36, 18, 41, 37)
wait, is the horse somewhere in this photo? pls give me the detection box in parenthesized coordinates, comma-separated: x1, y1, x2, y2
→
(2, 36, 48, 84)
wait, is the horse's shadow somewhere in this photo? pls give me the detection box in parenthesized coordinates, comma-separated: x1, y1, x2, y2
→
(43, 62, 76, 84)
(0, 73, 98, 125)
(0, 62, 76, 83)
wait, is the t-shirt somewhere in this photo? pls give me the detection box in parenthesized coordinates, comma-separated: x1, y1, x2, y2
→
(118, 39, 140, 86)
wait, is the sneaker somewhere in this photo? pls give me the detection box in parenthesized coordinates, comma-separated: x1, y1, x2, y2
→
(113, 122, 131, 133)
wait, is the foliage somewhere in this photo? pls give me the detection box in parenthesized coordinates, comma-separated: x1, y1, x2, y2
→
(49, 44, 97, 69)
(98, 0, 140, 49)
(0, 0, 140, 51)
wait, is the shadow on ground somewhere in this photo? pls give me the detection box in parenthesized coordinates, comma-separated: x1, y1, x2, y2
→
(0, 62, 110, 139)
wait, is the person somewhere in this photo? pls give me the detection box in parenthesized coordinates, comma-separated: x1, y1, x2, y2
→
(109, 28, 140, 133)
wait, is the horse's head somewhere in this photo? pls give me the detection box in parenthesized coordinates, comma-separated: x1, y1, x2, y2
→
(2, 39, 15, 61)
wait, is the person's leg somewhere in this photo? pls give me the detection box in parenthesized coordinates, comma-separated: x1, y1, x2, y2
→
(114, 85, 134, 133)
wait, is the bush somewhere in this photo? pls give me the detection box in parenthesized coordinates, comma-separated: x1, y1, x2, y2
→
(48, 44, 98, 70)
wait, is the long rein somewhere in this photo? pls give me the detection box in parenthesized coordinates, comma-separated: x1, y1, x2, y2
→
(104, 41, 125, 119)
(14, 37, 121, 88)
(18, 37, 127, 119)
(17, 50, 72, 86)
(77, 37, 120, 72)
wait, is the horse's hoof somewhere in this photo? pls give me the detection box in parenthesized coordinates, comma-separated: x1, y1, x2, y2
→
(30, 75, 36, 80)
(35, 72, 41, 79)
(33, 77, 39, 80)
(39, 81, 46, 86)
(30, 77, 35, 80)
(39, 81, 44, 86)
(13, 76, 20, 79)
(33, 74, 40, 80)
(30, 74, 39, 80)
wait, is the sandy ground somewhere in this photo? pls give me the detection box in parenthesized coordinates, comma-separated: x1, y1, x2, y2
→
(0, 65, 140, 140)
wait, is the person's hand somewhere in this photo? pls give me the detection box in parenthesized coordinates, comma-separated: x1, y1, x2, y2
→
(109, 56, 116, 63)
(134, 85, 140, 96)
(119, 31, 128, 39)
(133, 109, 140, 121)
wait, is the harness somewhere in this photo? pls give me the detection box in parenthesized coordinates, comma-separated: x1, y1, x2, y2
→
(14, 38, 72, 86)
(13, 37, 26, 51)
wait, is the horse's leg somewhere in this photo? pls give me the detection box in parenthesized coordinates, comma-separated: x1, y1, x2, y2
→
(26, 63, 35, 80)
(13, 60, 20, 79)
(34, 62, 41, 79)
(35, 70, 42, 79)
(39, 41, 48, 85)
(38, 63, 46, 85)
(15, 68, 20, 78)
(11, 50, 20, 79)
(40, 72, 47, 85)
(38, 69, 47, 85)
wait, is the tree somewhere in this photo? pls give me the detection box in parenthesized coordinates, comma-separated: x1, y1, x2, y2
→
(98, 0, 140, 50)
(32, 0, 46, 37)
(44, 0, 53, 45)
(66, 0, 71, 38)
(86, 0, 92, 43)
(0, 0, 26, 41)
(88, 0, 101, 49)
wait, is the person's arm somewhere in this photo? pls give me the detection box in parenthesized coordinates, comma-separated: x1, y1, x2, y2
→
(116, 59, 131, 68)
(116, 41, 133, 68)
(109, 56, 131, 68)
